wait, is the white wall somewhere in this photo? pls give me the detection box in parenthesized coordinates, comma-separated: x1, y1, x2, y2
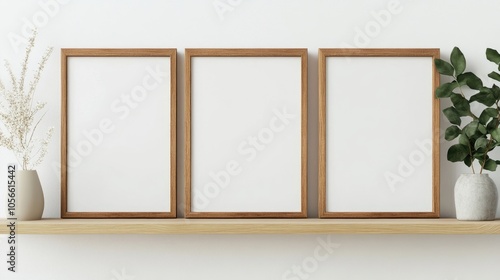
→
(1, 0, 500, 279)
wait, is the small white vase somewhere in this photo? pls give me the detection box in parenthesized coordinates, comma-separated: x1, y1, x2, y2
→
(455, 174, 498, 221)
(16, 170, 44, 221)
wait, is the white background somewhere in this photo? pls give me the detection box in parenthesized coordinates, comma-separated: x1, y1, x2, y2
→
(67, 56, 172, 213)
(326, 57, 433, 212)
(191, 56, 302, 213)
(0, 0, 499, 279)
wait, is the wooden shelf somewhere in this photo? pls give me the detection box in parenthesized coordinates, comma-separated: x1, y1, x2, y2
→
(1, 218, 500, 234)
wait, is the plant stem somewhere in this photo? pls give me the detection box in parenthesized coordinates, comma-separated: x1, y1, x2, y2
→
(479, 137, 494, 174)
(466, 139, 476, 174)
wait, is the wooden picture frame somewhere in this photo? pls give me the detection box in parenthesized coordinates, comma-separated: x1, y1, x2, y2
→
(185, 48, 307, 218)
(318, 48, 440, 218)
(61, 48, 176, 218)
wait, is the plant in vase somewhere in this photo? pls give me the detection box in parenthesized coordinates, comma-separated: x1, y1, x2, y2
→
(435, 47, 500, 220)
(0, 30, 53, 220)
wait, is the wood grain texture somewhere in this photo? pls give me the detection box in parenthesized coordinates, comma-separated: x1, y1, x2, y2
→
(300, 49, 308, 218)
(318, 48, 440, 57)
(170, 50, 178, 217)
(184, 49, 193, 217)
(184, 48, 309, 57)
(1, 219, 500, 234)
(60, 49, 69, 218)
(318, 48, 440, 218)
(431, 49, 441, 218)
(318, 49, 328, 218)
(60, 48, 177, 218)
(60, 48, 172, 57)
(184, 48, 308, 218)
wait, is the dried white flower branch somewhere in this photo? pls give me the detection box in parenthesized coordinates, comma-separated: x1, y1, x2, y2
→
(0, 30, 54, 170)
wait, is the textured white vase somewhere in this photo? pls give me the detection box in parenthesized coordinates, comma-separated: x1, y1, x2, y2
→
(455, 174, 498, 221)
(16, 170, 44, 221)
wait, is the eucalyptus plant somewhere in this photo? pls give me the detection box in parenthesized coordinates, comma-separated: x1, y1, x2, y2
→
(435, 47, 500, 173)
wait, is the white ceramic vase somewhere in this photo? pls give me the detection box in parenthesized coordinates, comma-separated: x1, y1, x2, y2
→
(16, 170, 44, 221)
(454, 174, 498, 221)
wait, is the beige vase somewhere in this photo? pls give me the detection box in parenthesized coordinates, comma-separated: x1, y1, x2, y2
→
(16, 170, 44, 221)
(455, 174, 498, 221)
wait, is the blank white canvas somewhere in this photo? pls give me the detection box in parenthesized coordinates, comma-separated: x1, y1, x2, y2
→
(191, 56, 302, 212)
(326, 56, 433, 212)
(67, 57, 171, 212)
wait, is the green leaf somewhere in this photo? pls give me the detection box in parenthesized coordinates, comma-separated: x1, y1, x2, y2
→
(445, 126, 461, 141)
(483, 159, 497, 171)
(463, 121, 480, 137)
(474, 137, 489, 150)
(487, 118, 499, 132)
(435, 58, 454, 76)
(491, 84, 500, 99)
(443, 107, 461, 125)
(485, 107, 499, 116)
(488, 71, 500, 82)
(488, 143, 497, 151)
(447, 144, 469, 162)
(435, 82, 458, 98)
(479, 108, 498, 125)
(458, 134, 470, 146)
(474, 152, 486, 160)
(478, 123, 487, 134)
(464, 155, 473, 167)
(457, 72, 483, 90)
(451, 47, 466, 75)
(450, 94, 470, 113)
(470, 89, 496, 106)
(491, 128, 500, 142)
(486, 48, 500, 64)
